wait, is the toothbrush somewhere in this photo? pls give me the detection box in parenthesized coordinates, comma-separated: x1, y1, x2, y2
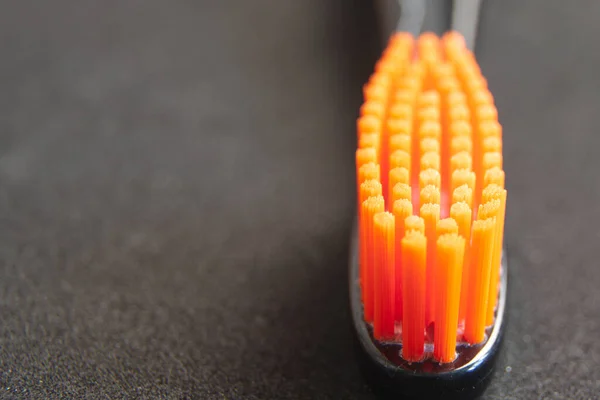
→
(352, 31, 506, 400)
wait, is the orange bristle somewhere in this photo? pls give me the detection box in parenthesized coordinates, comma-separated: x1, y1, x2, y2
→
(368, 72, 392, 87)
(448, 104, 471, 124)
(356, 147, 377, 168)
(464, 218, 496, 344)
(439, 82, 459, 138)
(480, 186, 507, 325)
(389, 134, 412, 154)
(401, 231, 427, 362)
(483, 136, 502, 153)
(433, 63, 455, 79)
(450, 202, 472, 322)
(389, 166, 410, 186)
(444, 89, 465, 106)
(418, 91, 441, 109)
(470, 89, 494, 108)
(490, 190, 507, 324)
(363, 83, 389, 103)
(420, 203, 440, 326)
(358, 162, 380, 185)
(357, 114, 382, 138)
(450, 119, 472, 139)
(451, 136, 473, 155)
(420, 185, 441, 205)
(359, 131, 380, 147)
(358, 133, 381, 160)
(452, 184, 473, 209)
(473, 112, 499, 202)
(476, 104, 498, 122)
(481, 184, 504, 204)
(357, 32, 506, 363)
(479, 119, 502, 138)
(465, 76, 488, 95)
(418, 37, 442, 91)
(415, 120, 441, 186)
(416, 107, 442, 140)
(362, 196, 385, 322)
(404, 215, 425, 235)
(375, 60, 401, 77)
(360, 180, 383, 209)
(437, 77, 460, 98)
(359, 181, 383, 303)
(484, 167, 505, 188)
(360, 101, 386, 119)
(390, 150, 411, 171)
(434, 233, 465, 363)
(407, 60, 424, 76)
(451, 169, 475, 196)
(388, 167, 410, 208)
(419, 169, 441, 189)
(421, 137, 440, 154)
(421, 152, 441, 172)
(397, 76, 422, 94)
(442, 30, 466, 48)
(393, 199, 413, 321)
(392, 182, 412, 204)
(389, 103, 413, 120)
(447, 91, 467, 108)
(477, 200, 502, 295)
(418, 117, 442, 139)
(373, 212, 396, 340)
(437, 218, 458, 236)
(356, 148, 377, 201)
(483, 152, 503, 170)
(394, 89, 417, 105)
(418, 33, 440, 51)
(389, 31, 414, 44)
(387, 118, 412, 136)
(445, 116, 470, 202)
(451, 151, 472, 172)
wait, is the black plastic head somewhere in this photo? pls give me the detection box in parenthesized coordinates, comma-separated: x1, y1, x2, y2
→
(349, 225, 507, 400)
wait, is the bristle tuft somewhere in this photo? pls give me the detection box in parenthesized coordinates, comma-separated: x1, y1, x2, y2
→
(421, 152, 441, 172)
(404, 215, 425, 235)
(464, 217, 496, 344)
(451, 151, 472, 172)
(420, 203, 440, 326)
(392, 183, 412, 204)
(418, 120, 442, 140)
(387, 118, 412, 136)
(452, 184, 473, 208)
(373, 212, 396, 340)
(390, 150, 411, 170)
(437, 218, 458, 236)
(451, 169, 475, 195)
(434, 233, 465, 362)
(361, 196, 385, 322)
(419, 169, 441, 189)
(484, 167, 505, 188)
(401, 231, 427, 362)
(359, 162, 380, 184)
(420, 185, 441, 206)
(451, 136, 472, 155)
(360, 101, 386, 119)
(389, 134, 411, 153)
(421, 137, 440, 154)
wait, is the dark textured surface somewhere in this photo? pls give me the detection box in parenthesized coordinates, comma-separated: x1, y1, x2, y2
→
(0, 1, 598, 399)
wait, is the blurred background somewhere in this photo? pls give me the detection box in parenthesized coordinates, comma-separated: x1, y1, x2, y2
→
(0, 1, 598, 398)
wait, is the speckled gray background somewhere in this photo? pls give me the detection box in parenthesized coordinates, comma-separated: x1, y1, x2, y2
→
(0, 1, 598, 399)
